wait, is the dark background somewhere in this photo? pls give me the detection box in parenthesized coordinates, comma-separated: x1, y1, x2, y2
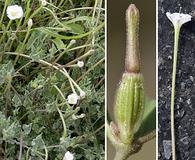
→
(158, 0, 195, 159)
(107, 0, 156, 159)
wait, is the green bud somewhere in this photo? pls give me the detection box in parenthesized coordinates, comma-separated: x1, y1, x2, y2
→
(114, 73, 144, 144)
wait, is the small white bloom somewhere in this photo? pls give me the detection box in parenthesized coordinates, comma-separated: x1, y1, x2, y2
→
(70, 39, 76, 45)
(27, 19, 33, 27)
(67, 93, 78, 105)
(166, 12, 191, 28)
(63, 151, 74, 160)
(72, 113, 85, 120)
(79, 90, 86, 99)
(41, 0, 47, 6)
(79, 113, 85, 118)
(6, 5, 24, 20)
(77, 61, 84, 68)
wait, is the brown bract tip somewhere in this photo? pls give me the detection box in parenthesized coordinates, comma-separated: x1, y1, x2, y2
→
(127, 4, 139, 15)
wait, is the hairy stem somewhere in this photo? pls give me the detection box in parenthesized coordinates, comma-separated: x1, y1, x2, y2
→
(114, 131, 156, 160)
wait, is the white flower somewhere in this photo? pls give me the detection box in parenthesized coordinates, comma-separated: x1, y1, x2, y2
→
(41, 0, 47, 6)
(67, 93, 78, 105)
(166, 12, 191, 28)
(63, 151, 74, 160)
(72, 113, 85, 120)
(79, 113, 85, 118)
(79, 90, 86, 99)
(27, 19, 33, 27)
(6, 5, 24, 20)
(77, 61, 84, 68)
(70, 39, 76, 45)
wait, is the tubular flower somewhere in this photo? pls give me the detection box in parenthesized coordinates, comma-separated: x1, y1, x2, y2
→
(166, 12, 191, 28)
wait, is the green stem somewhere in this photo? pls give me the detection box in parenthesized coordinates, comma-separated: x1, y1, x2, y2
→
(24, 0, 32, 21)
(21, 6, 42, 28)
(171, 25, 180, 160)
(0, 20, 12, 61)
(44, 145, 48, 160)
(0, 0, 10, 29)
(25, 148, 30, 160)
(14, 23, 32, 65)
(57, 107, 67, 138)
(4, 52, 84, 96)
(53, 85, 68, 138)
(0, 20, 12, 44)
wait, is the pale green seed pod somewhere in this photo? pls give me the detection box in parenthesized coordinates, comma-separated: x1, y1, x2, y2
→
(114, 73, 144, 144)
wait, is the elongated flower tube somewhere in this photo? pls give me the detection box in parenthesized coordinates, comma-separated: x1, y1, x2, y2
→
(166, 11, 191, 160)
(166, 12, 191, 29)
(114, 4, 144, 145)
(125, 4, 140, 73)
(107, 4, 146, 160)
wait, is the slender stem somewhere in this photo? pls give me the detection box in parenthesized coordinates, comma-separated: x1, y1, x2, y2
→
(53, 40, 76, 63)
(4, 52, 84, 95)
(54, 84, 67, 138)
(64, 49, 94, 66)
(14, 23, 32, 65)
(26, 148, 30, 160)
(57, 107, 67, 138)
(0, 0, 10, 28)
(114, 130, 155, 160)
(171, 25, 180, 160)
(18, 132, 23, 160)
(21, 6, 42, 28)
(0, 20, 12, 44)
(24, 0, 32, 21)
(44, 145, 48, 160)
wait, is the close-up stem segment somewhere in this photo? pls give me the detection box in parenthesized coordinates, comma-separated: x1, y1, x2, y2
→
(171, 25, 180, 160)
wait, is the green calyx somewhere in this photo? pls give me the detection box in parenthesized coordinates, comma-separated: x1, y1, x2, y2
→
(114, 73, 144, 144)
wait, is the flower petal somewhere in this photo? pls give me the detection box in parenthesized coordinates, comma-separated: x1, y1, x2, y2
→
(166, 12, 191, 28)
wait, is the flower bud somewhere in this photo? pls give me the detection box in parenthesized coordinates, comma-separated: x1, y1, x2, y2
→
(41, 0, 47, 6)
(70, 39, 76, 45)
(79, 90, 86, 99)
(27, 19, 33, 28)
(77, 61, 84, 68)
